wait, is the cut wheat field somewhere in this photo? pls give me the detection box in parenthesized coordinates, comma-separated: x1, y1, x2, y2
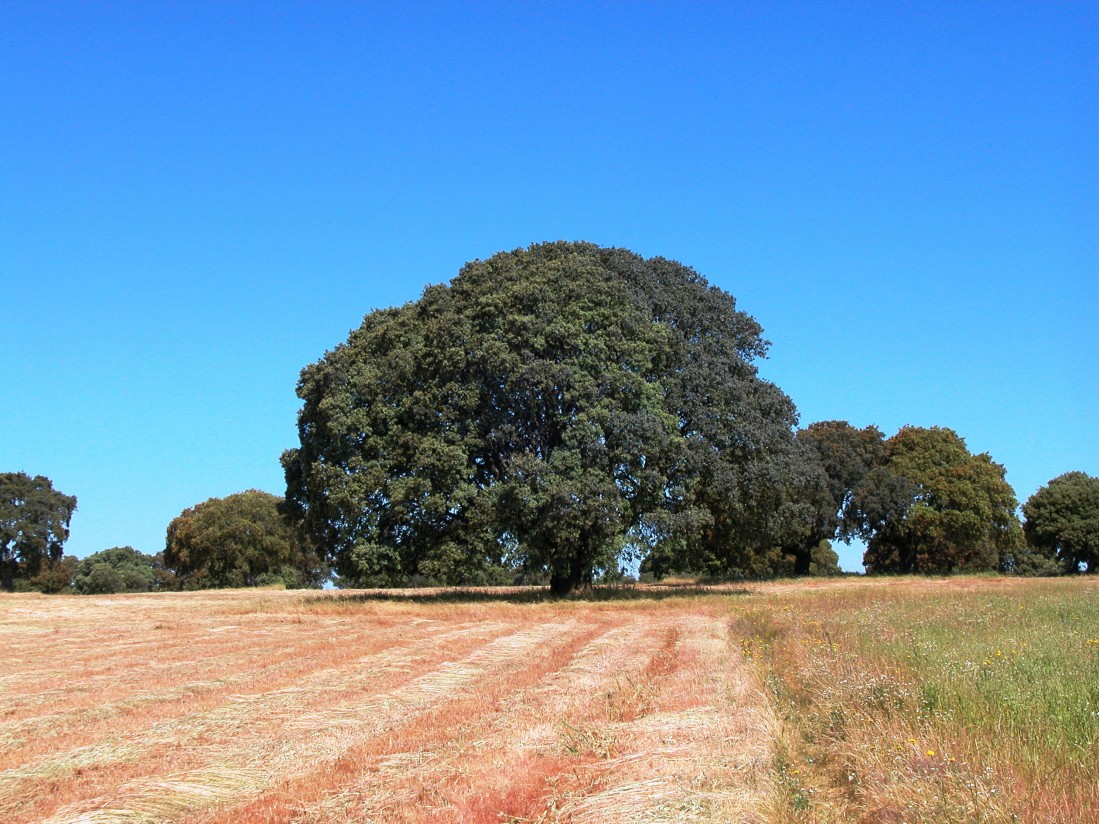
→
(1, 577, 1096, 823)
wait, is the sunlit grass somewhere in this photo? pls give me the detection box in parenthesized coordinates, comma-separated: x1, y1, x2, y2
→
(851, 583, 1099, 765)
(731, 576, 1099, 822)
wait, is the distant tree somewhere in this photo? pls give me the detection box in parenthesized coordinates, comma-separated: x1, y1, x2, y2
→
(27, 555, 79, 593)
(998, 542, 1064, 577)
(788, 421, 889, 574)
(165, 490, 324, 589)
(77, 563, 124, 595)
(862, 427, 1022, 574)
(1022, 472, 1099, 573)
(283, 242, 810, 594)
(808, 539, 842, 576)
(0, 473, 77, 592)
(640, 440, 830, 582)
(74, 547, 160, 594)
(689, 435, 828, 579)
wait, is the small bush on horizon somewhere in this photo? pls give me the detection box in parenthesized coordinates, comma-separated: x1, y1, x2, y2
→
(73, 547, 171, 594)
(165, 490, 325, 590)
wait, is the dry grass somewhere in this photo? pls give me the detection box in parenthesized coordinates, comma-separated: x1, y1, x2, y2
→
(0, 577, 1092, 822)
(0, 587, 777, 823)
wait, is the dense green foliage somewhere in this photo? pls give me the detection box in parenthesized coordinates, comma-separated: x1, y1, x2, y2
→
(793, 422, 1027, 576)
(797, 421, 886, 540)
(862, 427, 1022, 574)
(165, 490, 323, 589)
(1023, 472, 1099, 573)
(0, 472, 77, 592)
(284, 242, 817, 593)
(789, 421, 896, 573)
(73, 546, 172, 594)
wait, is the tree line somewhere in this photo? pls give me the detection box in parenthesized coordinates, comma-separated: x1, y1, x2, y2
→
(0, 484, 323, 594)
(3, 243, 1097, 593)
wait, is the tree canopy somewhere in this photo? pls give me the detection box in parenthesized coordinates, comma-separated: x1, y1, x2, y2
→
(164, 490, 323, 589)
(1023, 471, 1099, 573)
(283, 242, 815, 593)
(862, 426, 1022, 574)
(788, 421, 889, 573)
(0, 472, 77, 592)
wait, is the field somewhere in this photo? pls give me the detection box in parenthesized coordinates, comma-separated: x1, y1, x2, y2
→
(0, 577, 1095, 823)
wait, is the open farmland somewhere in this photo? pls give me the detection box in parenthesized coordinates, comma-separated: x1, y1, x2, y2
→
(0, 578, 1096, 823)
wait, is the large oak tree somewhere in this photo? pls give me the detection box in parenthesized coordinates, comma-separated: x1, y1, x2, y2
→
(862, 426, 1022, 574)
(283, 242, 813, 593)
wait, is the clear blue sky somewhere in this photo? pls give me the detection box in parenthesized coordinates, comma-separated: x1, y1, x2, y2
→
(2, 2, 1095, 572)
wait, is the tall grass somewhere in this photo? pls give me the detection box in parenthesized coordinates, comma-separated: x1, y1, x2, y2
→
(731, 576, 1099, 822)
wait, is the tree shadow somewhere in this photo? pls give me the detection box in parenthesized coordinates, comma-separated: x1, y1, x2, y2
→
(320, 582, 752, 606)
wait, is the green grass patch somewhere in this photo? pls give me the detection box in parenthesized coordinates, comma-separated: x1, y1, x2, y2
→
(731, 576, 1099, 822)
(845, 582, 1099, 768)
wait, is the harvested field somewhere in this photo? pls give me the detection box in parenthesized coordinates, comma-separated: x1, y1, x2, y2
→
(4, 577, 1095, 822)
(0, 587, 776, 823)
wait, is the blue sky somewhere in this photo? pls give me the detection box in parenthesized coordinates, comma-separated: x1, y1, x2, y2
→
(2, 2, 1095, 572)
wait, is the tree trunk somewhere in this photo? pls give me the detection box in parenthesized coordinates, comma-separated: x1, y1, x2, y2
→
(549, 548, 593, 596)
(0, 558, 14, 592)
(791, 544, 812, 576)
(549, 570, 594, 596)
